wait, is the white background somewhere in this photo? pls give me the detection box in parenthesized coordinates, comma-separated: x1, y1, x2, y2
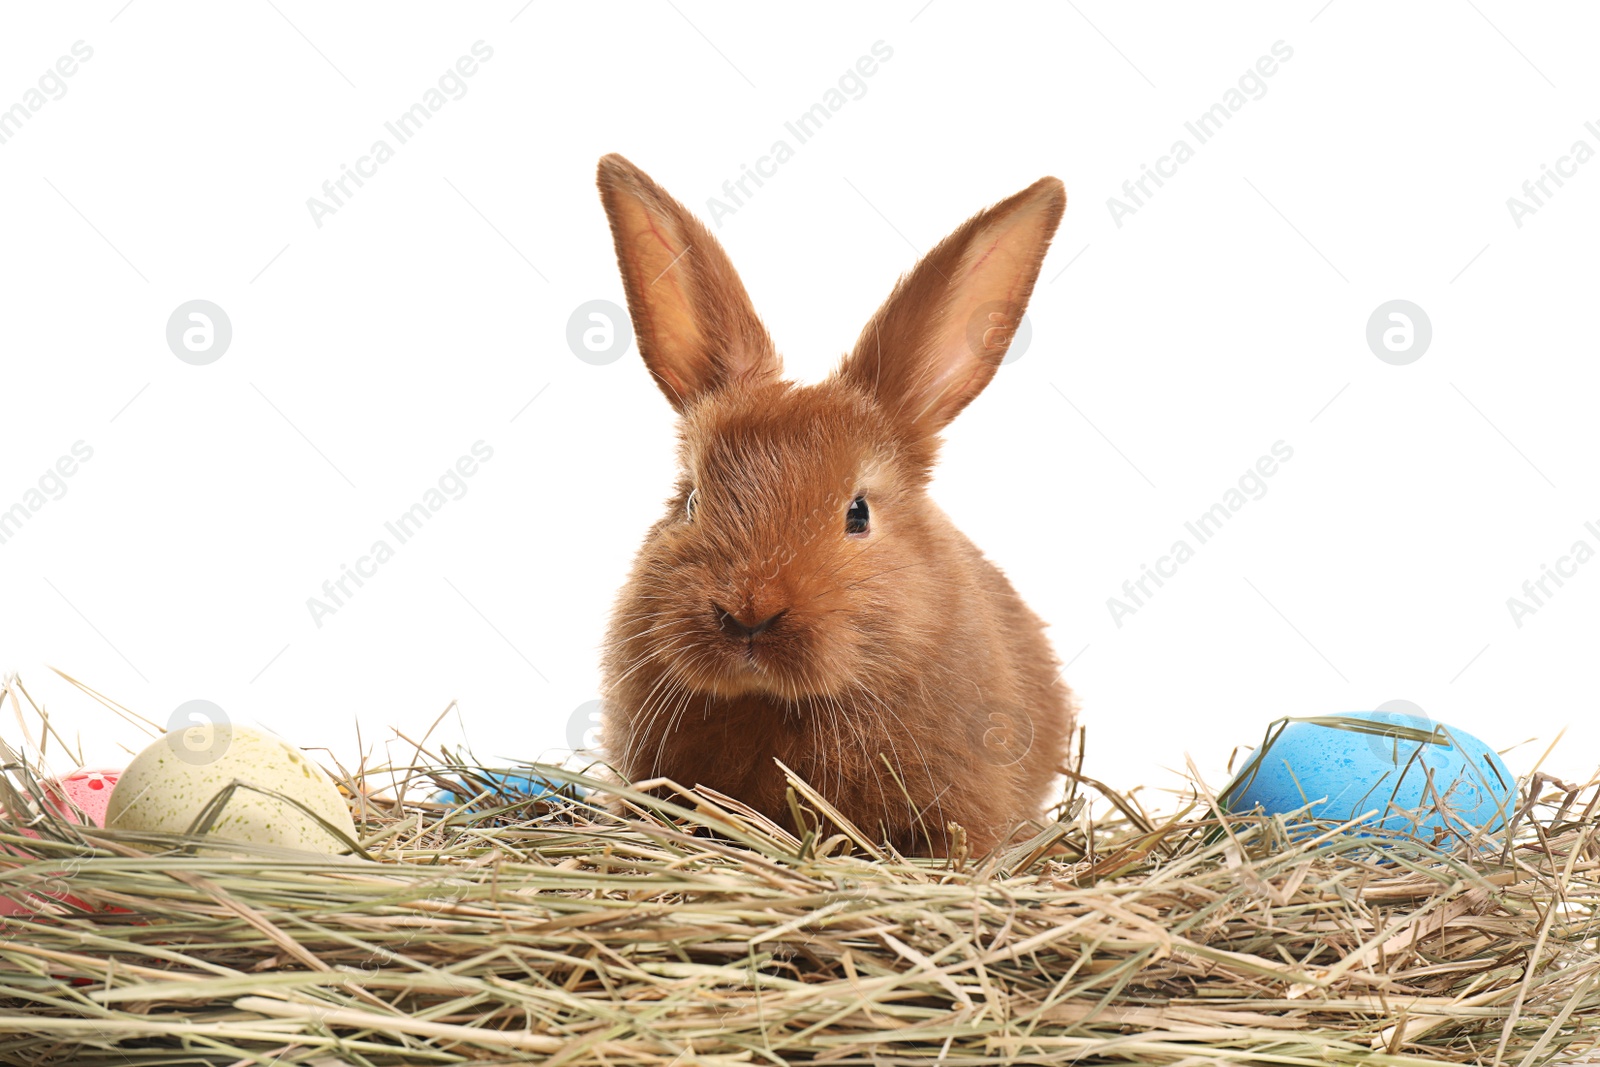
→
(1, 2, 1595, 805)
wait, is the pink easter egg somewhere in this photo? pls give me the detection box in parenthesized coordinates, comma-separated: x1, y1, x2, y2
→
(0, 767, 122, 915)
(42, 768, 120, 827)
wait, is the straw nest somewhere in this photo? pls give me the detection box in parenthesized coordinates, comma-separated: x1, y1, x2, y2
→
(0, 675, 1597, 1067)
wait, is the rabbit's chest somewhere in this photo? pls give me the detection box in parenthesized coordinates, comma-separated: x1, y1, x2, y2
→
(651, 694, 885, 795)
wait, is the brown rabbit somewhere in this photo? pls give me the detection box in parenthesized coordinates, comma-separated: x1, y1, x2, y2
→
(595, 153, 1076, 857)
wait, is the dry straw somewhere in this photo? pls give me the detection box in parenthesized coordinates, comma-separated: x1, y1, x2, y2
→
(0, 673, 1596, 1066)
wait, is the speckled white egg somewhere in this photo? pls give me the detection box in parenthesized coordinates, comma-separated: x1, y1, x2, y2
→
(106, 723, 358, 856)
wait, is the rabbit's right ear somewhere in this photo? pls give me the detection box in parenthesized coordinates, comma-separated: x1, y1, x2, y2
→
(839, 177, 1065, 439)
(596, 154, 779, 413)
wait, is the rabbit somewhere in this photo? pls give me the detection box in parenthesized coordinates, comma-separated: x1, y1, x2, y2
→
(594, 153, 1076, 858)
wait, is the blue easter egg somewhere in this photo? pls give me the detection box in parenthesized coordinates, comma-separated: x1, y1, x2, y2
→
(432, 771, 583, 807)
(1221, 711, 1514, 839)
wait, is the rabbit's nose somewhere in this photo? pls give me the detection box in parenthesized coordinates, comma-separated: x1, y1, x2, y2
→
(714, 604, 786, 639)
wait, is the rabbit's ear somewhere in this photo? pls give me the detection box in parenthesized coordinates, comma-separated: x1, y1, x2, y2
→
(596, 154, 779, 412)
(840, 177, 1064, 436)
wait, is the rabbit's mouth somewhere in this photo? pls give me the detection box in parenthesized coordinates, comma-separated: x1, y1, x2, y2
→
(638, 597, 849, 700)
(710, 602, 794, 674)
(722, 629, 783, 675)
(719, 653, 805, 697)
(686, 607, 834, 697)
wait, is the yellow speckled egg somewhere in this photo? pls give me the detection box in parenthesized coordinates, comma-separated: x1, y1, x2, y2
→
(106, 723, 358, 856)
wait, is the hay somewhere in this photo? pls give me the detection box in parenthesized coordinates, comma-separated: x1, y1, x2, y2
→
(0, 675, 1597, 1067)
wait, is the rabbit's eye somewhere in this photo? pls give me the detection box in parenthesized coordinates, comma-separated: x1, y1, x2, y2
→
(685, 488, 699, 522)
(845, 495, 869, 536)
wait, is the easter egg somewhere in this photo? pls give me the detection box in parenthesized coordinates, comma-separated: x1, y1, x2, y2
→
(1221, 710, 1514, 839)
(430, 770, 585, 807)
(106, 724, 359, 856)
(0, 767, 122, 915)
(42, 767, 121, 827)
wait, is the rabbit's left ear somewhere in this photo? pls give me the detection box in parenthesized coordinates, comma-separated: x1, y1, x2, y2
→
(839, 177, 1065, 437)
(597, 154, 779, 413)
